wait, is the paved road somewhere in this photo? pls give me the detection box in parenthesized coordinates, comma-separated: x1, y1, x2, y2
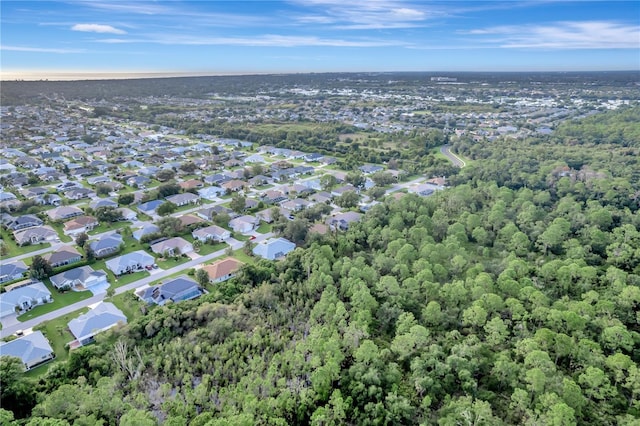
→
(1, 167, 422, 338)
(0, 231, 274, 338)
(440, 144, 466, 168)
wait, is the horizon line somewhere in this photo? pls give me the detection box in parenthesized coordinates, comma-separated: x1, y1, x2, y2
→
(2, 69, 639, 82)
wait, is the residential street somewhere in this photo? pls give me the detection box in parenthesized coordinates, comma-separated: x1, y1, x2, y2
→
(0, 231, 273, 339)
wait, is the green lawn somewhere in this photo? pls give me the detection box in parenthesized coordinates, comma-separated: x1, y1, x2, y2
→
(256, 223, 272, 234)
(231, 249, 257, 265)
(196, 241, 227, 256)
(48, 222, 72, 243)
(33, 307, 89, 363)
(232, 233, 250, 241)
(108, 292, 147, 322)
(17, 279, 93, 322)
(0, 228, 51, 259)
(155, 256, 190, 270)
(88, 221, 127, 235)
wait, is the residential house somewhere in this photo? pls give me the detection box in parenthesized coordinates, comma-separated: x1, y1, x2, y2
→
(166, 192, 200, 207)
(198, 186, 225, 200)
(68, 302, 127, 347)
(252, 237, 296, 260)
(310, 191, 333, 204)
(116, 207, 137, 221)
(105, 250, 155, 275)
(0, 281, 52, 318)
(89, 233, 124, 258)
(43, 245, 82, 268)
(221, 179, 246, 192)
(137, 200, 164, 216)
(87, 176, 110, 185)
(63, 215, 99, 236)
(248, 175, 269, 186)
(0, 331, 55, 370)
(132, 224, 160, 241)
(178, 214, 205, 228)
(0, 260, 28, 284)
(47, 205, 83, 221)
(229, 215, 258, 234)
(7, 214, 43, 231)
(127, 176, 150, 188)
(407, 183, 442, 197)
(179, 179, 204, 191)
(281, 198, 312, 212)
(192, 225, 231, 243)
(50, 266, 108, 291)
(331, 184, 358, 197)
(35, 193, 62, 206)
(208, 205, 236, 218)
(64, 187, 95, 200)
(13, 226, 58, 246)
(359, 164, 384, 174)
(202, 258, 243, 283)
(136, 275, 203, 306)
(150, 237, 193, 257)
(262, 190, 287, 204)
(20, 187, 48, 198)
(89, 198, 118, 210)
(256, 207, 289, 223)
(203, 173, 230, 186)
(326, 211, 363, 231)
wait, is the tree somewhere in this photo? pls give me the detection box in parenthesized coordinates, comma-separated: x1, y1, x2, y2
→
(29, 255, 53, 280)
(156, 169, 176, 182)
(157, 183, 181, 198)
(346, 171, 366, 189)
(336, 190, 360, 208)
(95, 206, 124, 223)
(195, 268, 210, 287)
(75, 232, 89, 248)
(117, 193, 135, 205)
(368, 187, 387, 200)
(95, 184, 111, 196)
(179, 162, 197, 174)
(320, 174, 338, 191)
(230, 193, 247, 213)
(156, 216, 183, 236)
(157, 201, 177, 216)
(0, 357, 38, 419)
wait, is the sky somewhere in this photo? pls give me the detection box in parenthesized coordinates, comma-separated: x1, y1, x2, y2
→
(1, 1, 639, 79)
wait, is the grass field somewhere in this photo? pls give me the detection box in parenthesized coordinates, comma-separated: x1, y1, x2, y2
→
(17, 279, 93, 322)
(0, 228, 51, 260)
(256, 223, 272, 233)
(108, 292, 147, 322)
(33, 307, 89, 363)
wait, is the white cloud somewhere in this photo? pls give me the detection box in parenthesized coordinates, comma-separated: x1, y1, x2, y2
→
(466, 21, 640, 49)
(96, 34, 405, 48)
(0, 45, 85, 53)
(289, 1, 435, 30)
(71, 24, 126, 34)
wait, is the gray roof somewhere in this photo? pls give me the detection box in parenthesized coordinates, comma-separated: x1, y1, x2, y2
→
(252, 237, 296, 260)
(105, 250, 155, 273)
(0, 260, 28, 282)
(0, 331, 53, 367)
(137, 275, 201, 305)
(89, 233, 124, 252)
(0, 282, 51, 318)
(133, 224, 160, 241)
(68, 302, 127, 341)
(49, 265, 107, 289)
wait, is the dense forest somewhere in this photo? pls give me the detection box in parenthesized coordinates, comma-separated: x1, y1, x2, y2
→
(2, 106, 640, 425)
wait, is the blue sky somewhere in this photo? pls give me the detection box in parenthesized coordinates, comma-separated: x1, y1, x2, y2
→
(1, 1, 639, 78)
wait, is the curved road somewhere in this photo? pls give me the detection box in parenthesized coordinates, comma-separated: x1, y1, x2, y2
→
(440, 144, 466, 168)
